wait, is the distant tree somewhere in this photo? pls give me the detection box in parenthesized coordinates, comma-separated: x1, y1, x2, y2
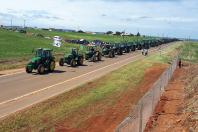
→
(115, 31, 122, 35)
(0, 25, 3, 28)
(42, 28, 49, 31)
(106, 31, 113, 34)
(137, 32, 141, 36)
(129, 33, 134, 36)
(36, 33, 44, 38)
(19, 29, 27, 34)
(78, 30, 84, 33)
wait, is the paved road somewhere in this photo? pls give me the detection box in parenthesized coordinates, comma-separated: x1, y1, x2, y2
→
(0, 43, 172, 119)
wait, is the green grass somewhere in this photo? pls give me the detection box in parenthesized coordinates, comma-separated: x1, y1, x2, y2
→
(180, 41, 198, 63)
(0, 43, 180, 132)
(0, 29, 82, 60)
(27, 28, 145, 43)
(0, 28, 145, 70)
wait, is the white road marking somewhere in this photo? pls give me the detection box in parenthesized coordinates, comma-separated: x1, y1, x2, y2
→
(0, 71, 25, 78)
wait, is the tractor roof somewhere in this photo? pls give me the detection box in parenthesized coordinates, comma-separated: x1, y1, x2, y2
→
(43, 48, 53, 51)
(35, 48, 52, 51)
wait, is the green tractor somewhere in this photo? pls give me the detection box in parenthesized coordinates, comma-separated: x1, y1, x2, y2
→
(85, 46, 102, 62)
(128, 42, 136, 51)
(59, 48, 84, 67)
(102, 44, 115, 58)
(113, 43, 125, 55)
(26, 48, 55, 74)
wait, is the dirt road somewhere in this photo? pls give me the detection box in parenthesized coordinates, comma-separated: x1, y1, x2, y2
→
(0, 43, 172, 119)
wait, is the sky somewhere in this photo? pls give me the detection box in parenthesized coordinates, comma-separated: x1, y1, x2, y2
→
(0, 0, 198, 39)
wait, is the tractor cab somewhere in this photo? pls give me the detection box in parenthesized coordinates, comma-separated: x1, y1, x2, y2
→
(35, 48, 53, 58)
(71, 48, 78, 57)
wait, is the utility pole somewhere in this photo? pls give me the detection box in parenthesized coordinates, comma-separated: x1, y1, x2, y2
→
(122, 29, 125, 43)
(24, 19, 26, 29)
(11, 18, 13, 30)
(0, 18, 2, 28)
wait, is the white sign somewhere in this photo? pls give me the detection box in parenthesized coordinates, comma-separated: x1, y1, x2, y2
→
(53, 36, 62, 47)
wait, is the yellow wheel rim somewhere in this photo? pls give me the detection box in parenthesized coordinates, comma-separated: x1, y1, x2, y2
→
(50, 62, 55, 70)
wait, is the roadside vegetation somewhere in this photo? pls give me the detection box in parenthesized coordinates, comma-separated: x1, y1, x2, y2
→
(0, 43, 181, 131)
(180, 41, 198, 63)
(180, 42, 198, 130)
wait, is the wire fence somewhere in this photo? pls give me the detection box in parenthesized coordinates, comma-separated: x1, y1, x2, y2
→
(115, 55, 179, 132)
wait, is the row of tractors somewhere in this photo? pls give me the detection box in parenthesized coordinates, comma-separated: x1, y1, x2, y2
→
(25, 38, 178, 74)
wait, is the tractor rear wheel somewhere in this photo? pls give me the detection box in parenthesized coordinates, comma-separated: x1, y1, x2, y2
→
(109, 52, 113, 58)
(38, 64, 45, 74)
(49, 61, 55, 72)
(120, 50, 123, 55)
(70, 59, 76, 67)
(78, 57, 84, 65)
(91, 55, 96, 62)
(97, 52, 102, 61)
(26, 66, 32, 73)
(127, 48, 130, 53)
(59, 58, 64, 66)
(112, 51, 115, 57)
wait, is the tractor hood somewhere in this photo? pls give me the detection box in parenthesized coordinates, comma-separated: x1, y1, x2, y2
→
(31, 57, 41, 63)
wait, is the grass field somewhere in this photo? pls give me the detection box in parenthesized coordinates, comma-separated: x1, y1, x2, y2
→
(27, 28, 144, 43)
(180, 41, 198, 63)
(0, 43, 181, 131)
(0, 28, 144, 71)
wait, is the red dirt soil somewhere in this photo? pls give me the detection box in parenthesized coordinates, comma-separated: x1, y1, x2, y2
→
(145, 67, 189, 132)
(55, 64, 167, 132)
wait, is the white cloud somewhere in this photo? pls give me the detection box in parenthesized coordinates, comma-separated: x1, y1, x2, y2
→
(0, 0, 197, 38)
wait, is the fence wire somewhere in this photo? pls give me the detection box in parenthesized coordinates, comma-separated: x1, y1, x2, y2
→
(115, 56, 179, 132)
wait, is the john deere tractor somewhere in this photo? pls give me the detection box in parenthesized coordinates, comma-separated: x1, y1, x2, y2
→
(85, 46, 102, 62)
(122, 43, 131, 53)
(26, 48, 55, 74)
(114, 44, 124, 55)
(59, 48, 84, 67)
(128, 42, 136, 51)
(102, 44, 115, 58)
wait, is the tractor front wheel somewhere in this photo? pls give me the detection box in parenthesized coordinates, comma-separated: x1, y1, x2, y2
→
(26, 66, 32, 73)
(91, 55, 96, 62)
(98, 53, 102, 61)
(59, 58, 64, 66)
(49, 61, 55, 72)
(112, 51, 115, 57)
(38, 64, 45, 74)
(70, 59, 76, 67)
(78, 57, 84, 65)
(109, 51, 113, 58)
